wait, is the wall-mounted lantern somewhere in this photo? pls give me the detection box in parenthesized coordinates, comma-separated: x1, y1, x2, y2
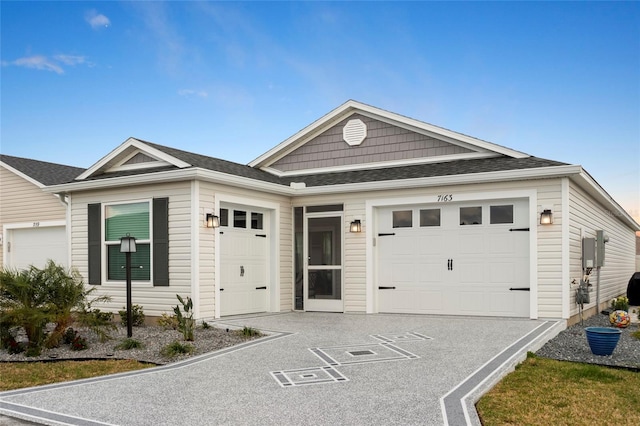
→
(540, 209, 553, 225)
(206, 213, 220, 228)
(350, 219, 362, 233)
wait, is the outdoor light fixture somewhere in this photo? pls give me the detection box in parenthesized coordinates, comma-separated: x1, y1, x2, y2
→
(206, 213, 220, 228)
(540, 209, 553, 225)
(350, 219, 362, 233)
(119, 233, 137, 338)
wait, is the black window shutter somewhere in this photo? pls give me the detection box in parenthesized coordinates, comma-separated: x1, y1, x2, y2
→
(153, 198, 169, 286)
(88, 203, 102, 285)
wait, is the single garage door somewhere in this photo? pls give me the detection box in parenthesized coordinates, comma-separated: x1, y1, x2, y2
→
(377, 199, 530, 317)
(7, 226, 67, 270)
(219, 208, 269, 316)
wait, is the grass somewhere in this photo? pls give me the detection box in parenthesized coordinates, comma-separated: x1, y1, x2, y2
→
(476, 353, 640, 426)
(0, 359, 153, 392)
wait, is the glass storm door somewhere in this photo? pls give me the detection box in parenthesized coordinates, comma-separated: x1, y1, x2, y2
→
(305, 215, 343, 312)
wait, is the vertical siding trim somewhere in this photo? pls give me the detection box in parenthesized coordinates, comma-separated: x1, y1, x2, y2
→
(561, 178, 570, 319)
(191, 180, 200, 317)
(528, 191, 538, 319)
(214, 193, 221, 318)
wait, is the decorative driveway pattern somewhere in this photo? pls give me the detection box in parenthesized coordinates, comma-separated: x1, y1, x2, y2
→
(0, 313, 563, 426)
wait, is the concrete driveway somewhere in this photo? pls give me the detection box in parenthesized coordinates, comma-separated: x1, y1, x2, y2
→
(0, 313, 562, 426)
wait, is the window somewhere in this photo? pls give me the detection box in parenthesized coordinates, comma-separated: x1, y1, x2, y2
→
(460, 206, 482, 225)
(234, 210, 247, 228)
(251, 212, 263, 230)
(219, 208, 229, 227)
(393, 210, 413, 228)
(490, 205, 514, 224)
(88, 198, 168, 286)
(420, 209, 441, 227)
(105, 202, 151, 281)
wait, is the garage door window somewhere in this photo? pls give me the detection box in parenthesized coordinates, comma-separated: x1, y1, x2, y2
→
(393, 211, 413, 228)
(420, 209, 441, 227)
(460, 206, 482, 225)
(234, 210, 247, 228)
(251, 212, 263, 230)
(105, 202, 151, 281)
(490, 205, 514, 224)
(220, 209, 229, 227)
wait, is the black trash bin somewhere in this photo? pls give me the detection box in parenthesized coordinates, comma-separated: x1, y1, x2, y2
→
(627, 272, 640, 306)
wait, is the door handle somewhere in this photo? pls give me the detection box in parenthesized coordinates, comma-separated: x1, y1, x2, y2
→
(240, 266, 244, 277)
(378, 286, 396, 290)
(256, 286, 267, 290)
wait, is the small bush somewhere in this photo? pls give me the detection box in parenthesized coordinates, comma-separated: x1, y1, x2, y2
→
(611, 296, 629, 312)
(632, 329, 640, 340)
(240, 326, 261, 337)
(157, 313, 179, 330)
(115, 338, 144, 350)
(3, 335, 24, 355)
(201, 320, 211, 329)
(160, 341, 194, 358)
(118, 305, 145, 328)
(71, 335, 88, 351)
(173, 295, 195, 341)
(63, 328, 78, 345)
(24, 344, 42, 357)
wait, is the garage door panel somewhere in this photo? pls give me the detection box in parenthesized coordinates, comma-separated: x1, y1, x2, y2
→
(377, 199, 530, 318)
(220, 227, 268, 316)
(8, 226, 67, 270)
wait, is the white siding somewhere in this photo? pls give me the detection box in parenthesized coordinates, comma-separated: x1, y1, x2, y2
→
(0, 166, 67, 266)
(70, 181, 192, 317)
(568, 180, 636, 318)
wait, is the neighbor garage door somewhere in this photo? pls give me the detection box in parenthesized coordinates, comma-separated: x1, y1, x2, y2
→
(7, 226, 67, 270)
(219, 207, 269, 316)
(376, 199, 530, 317)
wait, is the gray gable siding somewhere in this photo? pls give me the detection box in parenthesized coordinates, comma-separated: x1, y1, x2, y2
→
(270, 114, 474, 172)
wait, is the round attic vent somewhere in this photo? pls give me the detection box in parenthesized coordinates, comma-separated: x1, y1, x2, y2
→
(343, 119, 367, 146)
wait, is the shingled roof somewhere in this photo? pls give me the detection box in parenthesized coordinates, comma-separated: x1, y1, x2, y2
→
(288, 156, 568, 187)
(0, 154, 85, 186)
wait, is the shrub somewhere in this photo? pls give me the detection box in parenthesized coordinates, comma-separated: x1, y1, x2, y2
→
(240, 326, 261, 337)
(70, 335, 88, 351)
(157, 313, 179, 330)
(63, 327, 78, 345)
(201, 320, 211, 329)
(160, 341, 194, 357)
(173, 295, 195, 341)
(76, 299, 116, 343)
(118, 304, 146, 328)
(115, 338, 144, 350)
(611, 296, 629, 312)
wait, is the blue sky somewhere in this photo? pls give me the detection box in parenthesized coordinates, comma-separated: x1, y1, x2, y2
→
(2, 1, 639, 222)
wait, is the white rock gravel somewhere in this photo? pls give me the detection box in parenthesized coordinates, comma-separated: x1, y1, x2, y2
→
(536, 312, 640, 369)
(0, 323, 261, 365)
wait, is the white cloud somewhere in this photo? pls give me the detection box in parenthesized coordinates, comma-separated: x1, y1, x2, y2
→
(9, 56, 64, 74)
(178, 89, 208, 98)
(85, 10, 111, 29)
(54, 55, 86, 66)
(3, 54, 92, 74)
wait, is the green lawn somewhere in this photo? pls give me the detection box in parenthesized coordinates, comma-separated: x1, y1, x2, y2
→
(476, 353, 640, 426)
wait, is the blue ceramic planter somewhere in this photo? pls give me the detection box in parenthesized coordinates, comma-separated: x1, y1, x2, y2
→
(585, 327, 621, 356)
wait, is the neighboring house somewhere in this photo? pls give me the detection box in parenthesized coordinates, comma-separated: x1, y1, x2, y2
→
(0, 155, 84, 270)
(44, 100, 639, 324)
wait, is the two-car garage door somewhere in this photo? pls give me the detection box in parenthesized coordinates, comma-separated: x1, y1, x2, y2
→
(376, 199, 530, 317)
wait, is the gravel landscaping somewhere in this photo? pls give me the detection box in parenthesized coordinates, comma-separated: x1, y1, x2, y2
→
(536, 311, 640, 369)
(0, 322, 262, 365)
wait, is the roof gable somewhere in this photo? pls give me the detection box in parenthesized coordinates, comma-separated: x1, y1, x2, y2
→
(249, 100, 529, 176)
(0, 155, 84, 186)
(76, 137, 191, 180)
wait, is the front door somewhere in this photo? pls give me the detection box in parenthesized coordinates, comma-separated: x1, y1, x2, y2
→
(305, 215, 343, 312)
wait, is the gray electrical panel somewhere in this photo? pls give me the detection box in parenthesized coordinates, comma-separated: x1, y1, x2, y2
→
(582, 238, 596, 269)
(595, 230, 606, 267)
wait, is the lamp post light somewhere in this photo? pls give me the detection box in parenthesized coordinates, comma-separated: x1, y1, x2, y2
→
(119, 233, 137, 338)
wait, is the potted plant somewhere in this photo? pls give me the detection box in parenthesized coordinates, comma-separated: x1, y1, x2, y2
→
(585, 327, 622, 356)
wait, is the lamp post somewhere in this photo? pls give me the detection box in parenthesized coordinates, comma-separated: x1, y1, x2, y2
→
(120, 234, 137, 338)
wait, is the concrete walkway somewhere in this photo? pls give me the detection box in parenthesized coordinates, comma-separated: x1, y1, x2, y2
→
(0, 313, 562, 426)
